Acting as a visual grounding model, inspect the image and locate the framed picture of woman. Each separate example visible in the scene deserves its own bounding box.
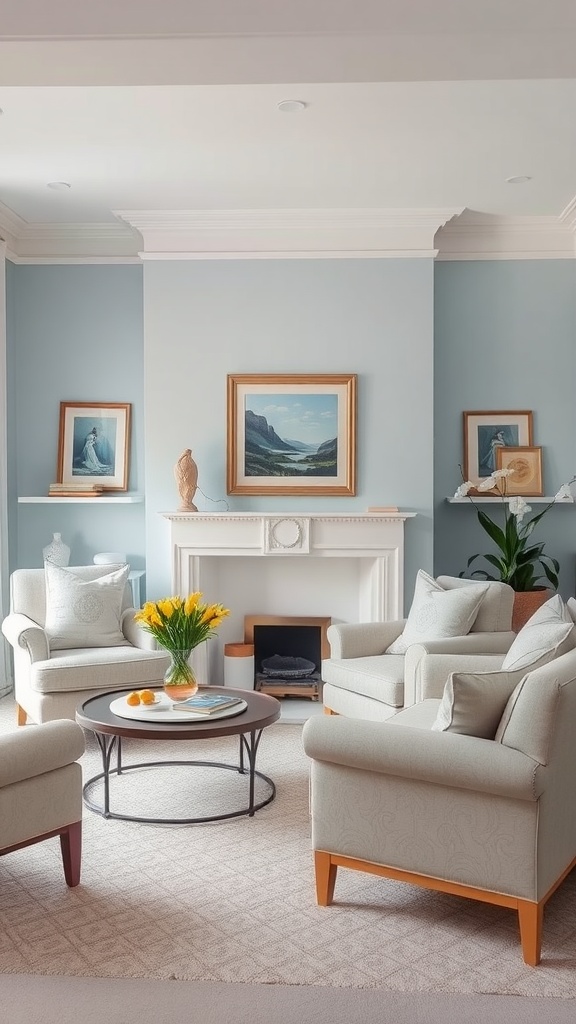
[57,402,131,491]
[463,410,533,492]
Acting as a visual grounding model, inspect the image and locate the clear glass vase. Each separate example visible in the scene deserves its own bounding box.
[163,649,199,702]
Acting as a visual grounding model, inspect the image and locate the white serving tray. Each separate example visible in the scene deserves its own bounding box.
[110,692,248,723]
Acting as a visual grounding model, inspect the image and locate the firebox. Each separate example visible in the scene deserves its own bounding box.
[244,615,331,701]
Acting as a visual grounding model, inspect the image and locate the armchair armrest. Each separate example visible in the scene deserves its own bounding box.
[121,608,158,650]
[0,720,85,788]
[404,648,506,705]
[302,715,542,802]
[408,632,516,656]
[327,620,406,659]
[1,613,50,662]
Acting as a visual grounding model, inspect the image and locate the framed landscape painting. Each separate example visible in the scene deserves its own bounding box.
[463,410,533,493]
[57,402,131,491]
[226,374,357,495]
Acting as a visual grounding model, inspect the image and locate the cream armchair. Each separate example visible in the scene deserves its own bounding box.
[0,720,85,886]
[2,566,170,725]
[303,646,576,965]
[321,576,515,720]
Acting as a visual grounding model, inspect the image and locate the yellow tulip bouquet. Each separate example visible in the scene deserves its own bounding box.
[135,593,230,694]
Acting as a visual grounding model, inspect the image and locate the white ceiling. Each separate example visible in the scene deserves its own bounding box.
[1,1,576,246]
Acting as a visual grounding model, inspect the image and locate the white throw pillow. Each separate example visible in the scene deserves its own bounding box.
[386,570,489,655]
[431,667,529,739]
[45,562,130,650]
[502,595,575,672]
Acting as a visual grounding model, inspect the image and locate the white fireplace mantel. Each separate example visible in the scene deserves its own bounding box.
[162,511,415,682]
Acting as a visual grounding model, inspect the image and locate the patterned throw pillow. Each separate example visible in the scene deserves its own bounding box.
[431,667,530,739]
[386,570,489,655]
[502,595,575,672]
[44,562,130,650]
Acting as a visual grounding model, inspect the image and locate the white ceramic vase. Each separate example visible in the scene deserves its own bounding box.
[43,532,71,567]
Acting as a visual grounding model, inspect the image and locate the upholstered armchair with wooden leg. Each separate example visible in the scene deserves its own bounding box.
[0,720,85,886]
[304,645,576,965]
[2,565,170,726]
[321,574,516,720]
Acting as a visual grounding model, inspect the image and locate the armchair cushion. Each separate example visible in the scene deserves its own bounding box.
[502,595,575,672]
[430,666,529,738]
[386,570,488,655]
[44,561,131,650]
[321,654,405,708]
[30,645,169,694]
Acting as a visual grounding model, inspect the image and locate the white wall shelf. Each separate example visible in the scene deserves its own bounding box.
[18,495,144,504]
[447,497,574,505]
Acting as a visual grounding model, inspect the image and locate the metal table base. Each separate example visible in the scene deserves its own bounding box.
[83,730,275,824]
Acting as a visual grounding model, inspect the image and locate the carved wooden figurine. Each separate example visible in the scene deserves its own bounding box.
[174,449,198,512]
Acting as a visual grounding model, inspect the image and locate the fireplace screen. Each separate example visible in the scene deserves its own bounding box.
[244,615,331,701]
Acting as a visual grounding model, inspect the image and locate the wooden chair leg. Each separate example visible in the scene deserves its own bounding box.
[60,820,82,887]
[518,899,543,966]
[314,850,337,906]
[16,704,27,726]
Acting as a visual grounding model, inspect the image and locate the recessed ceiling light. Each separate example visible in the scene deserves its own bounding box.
[47,181,72,191]
[277,100,307,113]
[505,175,532,184]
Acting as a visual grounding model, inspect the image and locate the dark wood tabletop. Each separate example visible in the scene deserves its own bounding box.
[76,686,281,741]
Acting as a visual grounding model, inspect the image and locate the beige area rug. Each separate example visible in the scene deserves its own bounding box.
[1,695,576,997]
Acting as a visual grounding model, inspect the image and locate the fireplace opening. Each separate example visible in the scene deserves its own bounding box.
[244,615,331,701]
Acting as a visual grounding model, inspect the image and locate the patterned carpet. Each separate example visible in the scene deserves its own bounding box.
[1,695,576,995]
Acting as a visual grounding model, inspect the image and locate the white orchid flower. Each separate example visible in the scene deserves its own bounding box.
[454,481,473,498]
[477,476,497,492]
[554,482,574,501]
[509,496,531,523]
[493,468,514,478]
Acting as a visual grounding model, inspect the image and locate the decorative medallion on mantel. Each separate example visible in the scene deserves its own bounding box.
[264,517,309,554]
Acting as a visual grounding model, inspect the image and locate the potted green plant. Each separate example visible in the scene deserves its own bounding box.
[455,468,575,630]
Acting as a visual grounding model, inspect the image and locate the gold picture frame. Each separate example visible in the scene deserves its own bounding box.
[463,410,533,492]
[227,374,357,496]
[496,446,543,496]
[57,401,131,492]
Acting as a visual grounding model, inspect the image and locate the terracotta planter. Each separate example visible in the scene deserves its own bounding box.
[512,588,553,633]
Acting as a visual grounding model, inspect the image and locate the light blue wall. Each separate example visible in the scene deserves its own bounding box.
[434,260,576,597]
[7,256,576,608]
[143,259,435,603]
[8,265,146,571]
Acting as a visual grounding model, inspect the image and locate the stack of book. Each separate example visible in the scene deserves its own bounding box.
[48,482,104,498]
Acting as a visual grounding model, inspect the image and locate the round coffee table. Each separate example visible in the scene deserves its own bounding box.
[76,687,281,824]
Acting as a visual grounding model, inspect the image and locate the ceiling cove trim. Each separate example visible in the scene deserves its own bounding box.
[436,209,576,261]
[115,208,464,260]
[1,204,576,263]
[0,206,142,263]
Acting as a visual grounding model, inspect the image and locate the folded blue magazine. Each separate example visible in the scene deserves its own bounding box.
[173,693,244,714]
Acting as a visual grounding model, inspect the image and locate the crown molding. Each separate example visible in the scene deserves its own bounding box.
[559,195,576,233]
[115,208,464,260]
[2,32,576,87]
[1,202,576,263]
[0,205,142,263]
[435,208,576,261]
